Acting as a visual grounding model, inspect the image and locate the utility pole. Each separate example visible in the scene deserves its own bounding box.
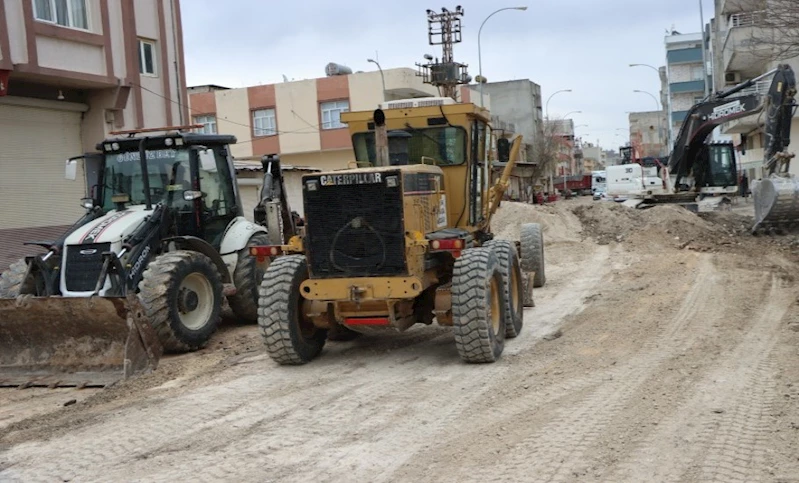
[699,0,710,98]
[416,6,472,101]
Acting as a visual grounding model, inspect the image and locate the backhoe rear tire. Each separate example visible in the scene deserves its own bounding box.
[138,250,223,353]
[484,239,524,338]
[258,255,327,364]
[520,223,546,288]
[452,247,506,363]
[0,259,32,298]
[228,232,271,323]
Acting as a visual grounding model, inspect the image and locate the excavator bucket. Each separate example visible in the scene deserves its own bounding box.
[752,175,799,233]
[0,295,162,388]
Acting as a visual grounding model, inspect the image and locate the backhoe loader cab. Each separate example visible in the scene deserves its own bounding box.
[256,98,547,365]
[0,128,272,387]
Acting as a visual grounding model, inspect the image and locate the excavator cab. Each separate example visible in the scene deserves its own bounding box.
[695,143,737,191]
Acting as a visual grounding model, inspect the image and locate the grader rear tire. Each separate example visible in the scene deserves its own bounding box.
[484,239,524,338]
[258,255,327,364]
[520,223,546,288]
[228,232,271,323]
[138,251,223,353]
[452,247,506,363]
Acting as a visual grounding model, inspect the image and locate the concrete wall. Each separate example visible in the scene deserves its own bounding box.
[479,80,542,155]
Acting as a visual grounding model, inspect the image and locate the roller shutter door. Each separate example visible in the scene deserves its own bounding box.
[0,102,85,229]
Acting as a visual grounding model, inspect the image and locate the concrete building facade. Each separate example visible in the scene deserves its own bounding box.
[0,0,187,269]
[665,31,709,148]
[477,79,543,159]
[187,68,487,172]
[629,110,668,157]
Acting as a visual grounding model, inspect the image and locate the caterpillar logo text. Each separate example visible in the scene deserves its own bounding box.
[320,173,383,186]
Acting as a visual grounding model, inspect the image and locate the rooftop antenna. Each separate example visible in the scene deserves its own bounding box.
[416,6,471,100]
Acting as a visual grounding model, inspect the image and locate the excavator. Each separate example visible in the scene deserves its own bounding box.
[614,64,798,232]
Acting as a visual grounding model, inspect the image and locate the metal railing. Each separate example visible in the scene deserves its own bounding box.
[723,10,766,50]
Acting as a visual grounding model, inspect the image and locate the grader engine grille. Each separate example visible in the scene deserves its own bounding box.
[304,171,406,278]
[64,243,111,292]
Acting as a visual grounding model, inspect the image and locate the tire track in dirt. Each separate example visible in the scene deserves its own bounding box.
[393,254,724,482]
[601,272,792,482]
[0,243,614,482]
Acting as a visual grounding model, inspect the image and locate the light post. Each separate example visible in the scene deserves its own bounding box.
[562,110,582,119]
[478,6,527,107]
[545,89,572,120]
[367,58,386,102]
[629,63,660,75]
[633,89,664,155]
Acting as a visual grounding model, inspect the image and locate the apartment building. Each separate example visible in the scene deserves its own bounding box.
[187,68,488,171]
[0,0,187,269]
[629,110,667,157]
[712,0,799,180]
[664,30,709,148]
[545,118,575,176]
[479,79,543,159]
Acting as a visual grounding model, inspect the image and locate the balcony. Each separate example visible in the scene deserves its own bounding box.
[722,12,772,77]
[720,0,760,15]
[670,80,706,94]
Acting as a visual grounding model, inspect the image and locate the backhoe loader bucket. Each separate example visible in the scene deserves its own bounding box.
[752,175,799,233]
[0,295,162,388]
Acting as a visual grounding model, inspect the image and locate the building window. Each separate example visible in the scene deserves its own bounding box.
[691,65,704,81]
[34,0,89,30]
[138,39,157,76]
[320,100,349,130]
[194,115,217,134]
[253,108,277,137]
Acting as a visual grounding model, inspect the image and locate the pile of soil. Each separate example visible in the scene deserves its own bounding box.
[573,203,723,248]
[491,201,583,244]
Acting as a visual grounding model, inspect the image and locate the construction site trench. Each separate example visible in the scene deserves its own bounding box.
[2,197,799,482]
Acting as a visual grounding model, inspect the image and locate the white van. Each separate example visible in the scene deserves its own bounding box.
[606,164,665,201]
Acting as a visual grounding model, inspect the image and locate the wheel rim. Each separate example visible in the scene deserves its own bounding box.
[489,275,501,335]
[178,272,214,330]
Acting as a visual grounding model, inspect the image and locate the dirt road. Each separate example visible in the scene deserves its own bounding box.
[2,199,799,482]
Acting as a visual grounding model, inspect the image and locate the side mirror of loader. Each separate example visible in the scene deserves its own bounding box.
[497,138,511,163]
[198,148,217,173]
[65,159,78,180]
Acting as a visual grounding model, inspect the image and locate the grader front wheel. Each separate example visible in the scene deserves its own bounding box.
[258,255,327,365]
[484,239,524,338]
[452,248,507,363]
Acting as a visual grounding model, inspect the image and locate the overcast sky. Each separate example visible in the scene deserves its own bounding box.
[182,0,715,151]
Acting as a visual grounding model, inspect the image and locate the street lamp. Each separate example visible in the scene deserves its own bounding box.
[633,89,664,155]
[629,63,660,75]
[367,58,386,102]
[478,6,528,107]
[545,89,572,119]
[562,110,582,119]
[633,89,659,110]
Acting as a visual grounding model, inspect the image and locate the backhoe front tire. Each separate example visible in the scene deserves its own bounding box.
[484,239,524,338]
[228,232,271,323]
[520,223,546,288]
[0,259,32,298]
[452,248,506,363]
[258,255,327,365]
[138,251,223,353]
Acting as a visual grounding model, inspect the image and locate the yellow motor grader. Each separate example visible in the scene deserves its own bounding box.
[252,98,546,364]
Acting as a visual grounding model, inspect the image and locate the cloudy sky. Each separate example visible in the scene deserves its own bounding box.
[182,0,715,151]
